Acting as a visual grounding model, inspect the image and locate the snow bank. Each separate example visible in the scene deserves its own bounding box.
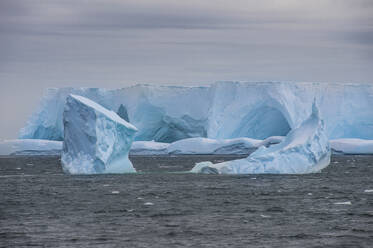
[61,94,138,174]
[330,139,373,154]
[0,139,62,156]
[192,103,331,174]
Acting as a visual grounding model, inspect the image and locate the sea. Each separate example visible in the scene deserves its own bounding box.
[0,155,372,247]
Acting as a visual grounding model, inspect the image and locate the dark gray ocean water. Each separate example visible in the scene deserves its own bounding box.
[0,155,373,247]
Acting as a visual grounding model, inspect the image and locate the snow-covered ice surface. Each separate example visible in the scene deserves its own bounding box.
[192,103,331,174]
[19,82,373,142]
[330,139,373,155]
[0,139,62,156]
[61,94,138,174]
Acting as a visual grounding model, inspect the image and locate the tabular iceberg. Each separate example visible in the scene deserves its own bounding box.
[61,94,138,174]
[19,82,373,142]
[191,103,331,174]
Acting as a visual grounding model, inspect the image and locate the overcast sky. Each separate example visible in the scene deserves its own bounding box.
[1,0,373,139]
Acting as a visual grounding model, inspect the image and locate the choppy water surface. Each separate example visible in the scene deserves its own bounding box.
[0,155,372,247]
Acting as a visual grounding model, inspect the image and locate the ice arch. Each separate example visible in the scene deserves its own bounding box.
[132,102,207,143]
[231,105,291,140]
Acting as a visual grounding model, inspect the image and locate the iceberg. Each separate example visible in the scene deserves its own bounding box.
[61,94,138,174]
[19,82,373,142]
[130,141,169,155]
[330,139,373,154]
[191,103,331,174]
[0,139,62,156]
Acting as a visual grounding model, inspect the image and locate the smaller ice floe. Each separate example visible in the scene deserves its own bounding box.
[334,201,352,205]
[260,214,271,218]
[61,94,138,174]
[144,202,154,206]
[130,141,169,155]
[364,189,373,193]
[0,139,62,156]
[330,138,373,155]
[167,137,261,154]
[165,136,285,155]
[111,191,120,194]
[191,102,330,174]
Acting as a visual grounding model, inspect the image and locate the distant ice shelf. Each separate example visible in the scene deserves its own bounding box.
[19,82,373,142]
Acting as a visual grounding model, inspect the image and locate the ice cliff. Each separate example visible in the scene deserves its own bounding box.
[191,103,331,174]
[61,95,137,174]
[19,82,373,142]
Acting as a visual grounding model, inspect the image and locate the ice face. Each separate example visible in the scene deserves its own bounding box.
[61,94,138,174]
[191,102,331,174]
[19,82,373,142]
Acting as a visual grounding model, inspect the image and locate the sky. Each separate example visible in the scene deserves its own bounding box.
[0,0,373,139]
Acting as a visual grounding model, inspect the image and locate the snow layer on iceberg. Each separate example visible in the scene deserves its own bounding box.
[0,139,62,156]
[330,139,373,154]
[19,82,373,142]
[191,103,331,174]
[61,94,138,174]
